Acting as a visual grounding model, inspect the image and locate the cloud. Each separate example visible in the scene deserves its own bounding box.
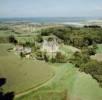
[95,7,102,11]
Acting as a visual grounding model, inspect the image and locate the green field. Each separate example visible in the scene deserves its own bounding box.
[16,36,35,43]
[16,63,102,100]
[91,44,102,61]
[96,44,102,53]
[1,43,102,100]
[0,30,16,37]
[0,38,102,100]
[60,44,80,59]
[0,43,54,94]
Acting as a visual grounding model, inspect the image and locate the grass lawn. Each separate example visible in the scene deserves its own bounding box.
[91,44,102,61]
[59,44,80,59]
[1,43,102,100]
[0,30,15,37]
[0,43,54,94]
[16,63,102,100]
[16,36,35,44]
[0,43,13,56]
[96,44,102,53]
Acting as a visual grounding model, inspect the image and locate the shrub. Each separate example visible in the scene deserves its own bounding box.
[35,51,44,60]
[70,51,90,67]
[35,35,43,43]
[80,60,102,87]
[8,35,18,45]
[82,46,96,56]
[55,52,67,63]
[44,52,49,62]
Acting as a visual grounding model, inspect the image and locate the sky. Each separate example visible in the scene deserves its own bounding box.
[0,0,102,18]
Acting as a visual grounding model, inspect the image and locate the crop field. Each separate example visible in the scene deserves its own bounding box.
[0,43,54,94]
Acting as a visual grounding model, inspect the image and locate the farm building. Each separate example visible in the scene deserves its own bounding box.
[14,44,32,58]
[41,38,59,56]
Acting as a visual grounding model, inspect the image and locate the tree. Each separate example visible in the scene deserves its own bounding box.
[24,42,32,47]
[80,60,102,87]
[55,52,67,63]
[20,52,25,58]
[0,78,15,100]
[88,47,96,55]
[70,51,89,67]
[8,35,18,45]
[44,52,49,62]
[35,35,43,43]
[35,51,43,60]
[82,46,96,56]
[93,42,98,49]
